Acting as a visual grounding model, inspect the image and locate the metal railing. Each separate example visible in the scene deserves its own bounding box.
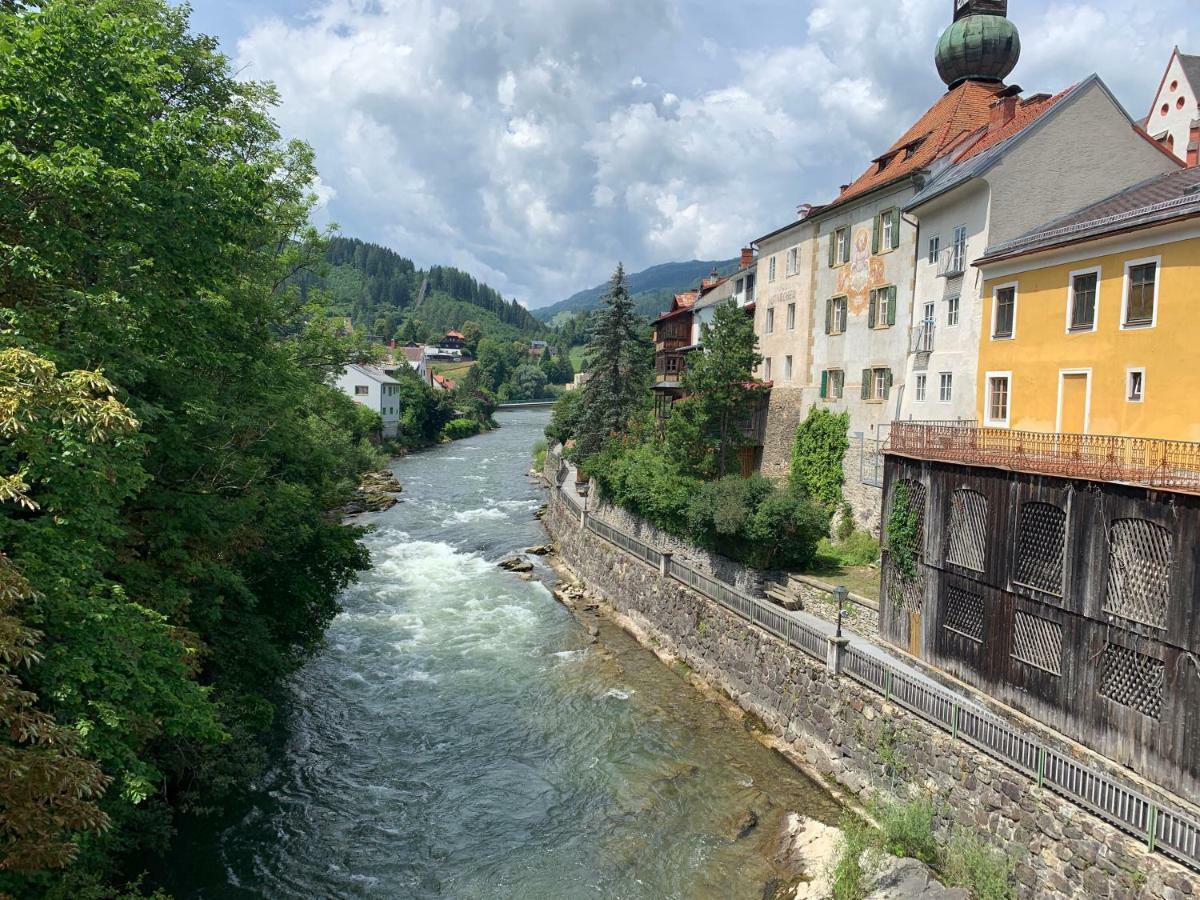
[910,323,935,354]
[938,245,965,278]
[546,453,1200,871]
[887,422,1200,496]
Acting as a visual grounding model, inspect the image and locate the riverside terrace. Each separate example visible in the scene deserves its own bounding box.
[881,422,1200,807]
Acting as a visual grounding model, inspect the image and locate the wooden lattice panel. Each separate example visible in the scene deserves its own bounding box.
[1010,611,1063,675]
[1104,519,1172,630]
[902,479,928,549]
[1014,502,1066,595]
[1099,642,1165,719]
[946,489,988,572]
[942,586,984,642]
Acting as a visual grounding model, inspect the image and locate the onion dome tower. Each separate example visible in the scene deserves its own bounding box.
[935,0,1020,89]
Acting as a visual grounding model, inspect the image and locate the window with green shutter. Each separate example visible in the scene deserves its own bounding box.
[887,285,897,326]
[891,208,901,250]
[868,291,878,328]
[824,298,833,334]
[828,232,837,267]
[883,368,893,399]
[820,370,829,398]
[872,214,881,255]
[861,369,871,400]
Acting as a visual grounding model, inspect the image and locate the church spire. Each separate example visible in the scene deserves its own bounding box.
[936,0,1021,90]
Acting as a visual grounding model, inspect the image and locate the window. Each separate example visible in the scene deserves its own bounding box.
[881,210,893,249]
[784,355,793,381]
[354,385,369,396]
[915,374,927,402]
[1127,368,1145,403]
[787,302,796,331]
[868,285,897,329]
[825,296,848,335]
[830,227,850,266]
[946,295,960,327]
[922,301,935,326]
[763,357,772,381]
[786,247,798,276]
[928,235,940,264]
[1068,269,1099,332]
[953,225,967,259]
[985,373,1011,427]
[820,369,845,400]
[745,272,756,303]
[1123,259,1159,328]
[664,356,680,373]
[992,284,1016,339]
[939,372,953,402]
[861,367,892,401]
[768,256,777,283]
[765,307,774,334]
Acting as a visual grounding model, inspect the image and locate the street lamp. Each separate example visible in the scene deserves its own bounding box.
[833,586,848,639]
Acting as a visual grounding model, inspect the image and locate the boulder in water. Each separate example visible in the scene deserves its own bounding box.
[499,556,534,573]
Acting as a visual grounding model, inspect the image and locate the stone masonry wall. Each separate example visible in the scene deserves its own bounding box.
[543,488,1199,900]
[759,385,807,485]
[844,432,883,536]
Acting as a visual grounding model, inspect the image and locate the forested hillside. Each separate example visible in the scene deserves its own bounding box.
[301,237,547,344]
[536,257,739,323]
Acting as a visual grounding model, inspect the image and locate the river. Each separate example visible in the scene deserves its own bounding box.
[165,409,841,899]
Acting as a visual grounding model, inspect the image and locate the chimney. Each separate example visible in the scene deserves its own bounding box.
[797,202,813,220]
[740,247,755,268]
[990,84,1022,129]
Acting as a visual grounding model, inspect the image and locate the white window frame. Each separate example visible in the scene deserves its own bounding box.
[915,373,927,402]
[952,225,968,271]
[1120,255,1161,330]
[928,234,940,265]
[786,247,798,276]
[939,371,953,403]
[1065,265,1101,334]
[787,302,796,331]
[991,282,1019,341]
[768,256,777,283]
[1126,367,1146,403]
[984,371,1013,428]
[872,368,888,401]
[831,296,848,335]
[833,227,849,265]
[765,307,774,335]
[946,295,960,327]
[881,210,894,250]
[1054,368,1092,434]
[831,369,845,399]
[784,355,793,382]
[763,357,772,381]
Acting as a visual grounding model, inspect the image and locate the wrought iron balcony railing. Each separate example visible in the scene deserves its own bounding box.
[886,422,1200,495]
[938,246,965,278]
[910,323,935,354]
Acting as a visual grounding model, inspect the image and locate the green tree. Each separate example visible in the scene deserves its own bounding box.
[575,265,650,461]
[790,408,851,510]
[674,300,763,477]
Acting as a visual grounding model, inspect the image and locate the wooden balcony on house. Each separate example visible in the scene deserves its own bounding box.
[886,422,1200,496]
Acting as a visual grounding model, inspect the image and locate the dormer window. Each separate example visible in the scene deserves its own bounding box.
[904,136,927,159]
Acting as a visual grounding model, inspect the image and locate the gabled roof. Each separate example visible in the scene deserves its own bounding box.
[653,291,698,323]
[822,80,1004,213]
[1179,52,1200,96]
[445,330,465,339]
[977,166,1200,264]
[401,346,424,364]
[955,89,1068,163]
[347,363,400,385]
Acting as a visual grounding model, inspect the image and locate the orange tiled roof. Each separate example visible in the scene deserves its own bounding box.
[832,81,1004,207]
[955,89,1070,163]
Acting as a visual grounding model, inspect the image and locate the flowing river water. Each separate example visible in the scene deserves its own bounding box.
[166,409,841,898]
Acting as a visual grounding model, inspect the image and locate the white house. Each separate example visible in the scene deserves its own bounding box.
[1144,48,1200,166]
[335,363,402,438]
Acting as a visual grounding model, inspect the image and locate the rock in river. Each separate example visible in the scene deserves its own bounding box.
[499,556,534,573]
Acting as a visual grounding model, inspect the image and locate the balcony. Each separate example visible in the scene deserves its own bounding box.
[886,422,1200,496]
[937,246,965,278]
[910,323,935,354]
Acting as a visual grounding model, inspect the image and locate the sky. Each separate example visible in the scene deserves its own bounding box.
[186,0,1198,308]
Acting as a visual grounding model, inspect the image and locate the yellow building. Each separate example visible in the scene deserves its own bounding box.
[974,167,1200,441]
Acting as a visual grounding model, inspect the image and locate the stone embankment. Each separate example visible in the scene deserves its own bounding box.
[541,484,1199,899]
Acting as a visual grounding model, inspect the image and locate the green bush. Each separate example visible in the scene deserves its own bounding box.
[829,814,876,900]
[589,442,699,535]
[836,501,856,541]
[442,417,482,441]
[874,797,939,866]
[820,531,881,568]
[940,830,1015,900]
[532,437,548,472]
[790,407,850,510]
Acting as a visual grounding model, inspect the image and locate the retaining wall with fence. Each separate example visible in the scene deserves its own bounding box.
[542,454,1199,898]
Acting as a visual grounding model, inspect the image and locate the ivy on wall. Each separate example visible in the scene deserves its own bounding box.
[790,408,851,510]
[886,481,921,590]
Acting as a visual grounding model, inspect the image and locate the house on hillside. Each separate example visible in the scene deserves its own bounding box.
[335,363,401,438]
[442,330,466,350]
[651,291,698,419]
[400,343,427,382]
[1144,47,1200,166]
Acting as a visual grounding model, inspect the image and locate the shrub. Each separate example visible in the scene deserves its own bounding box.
[532,438,548,472]
[829,814,876,900]
[874,797,938,866]
[836,501,856,541]
[790,407,850,510]
[442,418,481,441]
[823,530,881,567]
[940,830,1015,900]
[589,442,699,535]
[545,389,582,448]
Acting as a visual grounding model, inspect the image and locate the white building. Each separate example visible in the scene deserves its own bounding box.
[1144,48,1200,166]
[335,363,402,438]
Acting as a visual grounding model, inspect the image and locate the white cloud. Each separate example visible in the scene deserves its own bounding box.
[229,0,1198,306]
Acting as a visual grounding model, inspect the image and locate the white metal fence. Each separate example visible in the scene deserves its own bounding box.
[547,453,1200,871]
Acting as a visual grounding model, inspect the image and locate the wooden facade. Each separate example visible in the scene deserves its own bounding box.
[881,454,1200,799]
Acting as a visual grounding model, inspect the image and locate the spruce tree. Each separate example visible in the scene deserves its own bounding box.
[575,264,650,461]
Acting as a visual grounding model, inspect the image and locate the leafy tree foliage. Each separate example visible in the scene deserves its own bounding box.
[790,408,851,510]
[575,265,651,461]
[0,1,381,892]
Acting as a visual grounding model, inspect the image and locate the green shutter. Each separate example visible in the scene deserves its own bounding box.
[820,370,829,399]
[861,369,872,400]
[887,286,897,326]
[883,369,893,399]
[824,299,832,334]
[828,232,836,267]
[868,291,877,329]
[872,215,881,255]
[891,208,901,249]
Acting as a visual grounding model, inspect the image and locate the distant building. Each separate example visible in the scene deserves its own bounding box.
[442,330,466,350]
[335,363,401,438]
[399,343,427,381]
[425,345,464,362]
[1145,48,1200,166]
[651,291,698,419]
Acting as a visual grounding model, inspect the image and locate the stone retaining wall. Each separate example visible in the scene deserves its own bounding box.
[543,487,1198,900]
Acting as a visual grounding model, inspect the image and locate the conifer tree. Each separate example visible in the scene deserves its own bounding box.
[575,264,650,461]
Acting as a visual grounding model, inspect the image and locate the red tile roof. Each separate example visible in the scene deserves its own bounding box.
[830,81,1004,208]
[954,89,1070,163]
[653,291,699,323]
